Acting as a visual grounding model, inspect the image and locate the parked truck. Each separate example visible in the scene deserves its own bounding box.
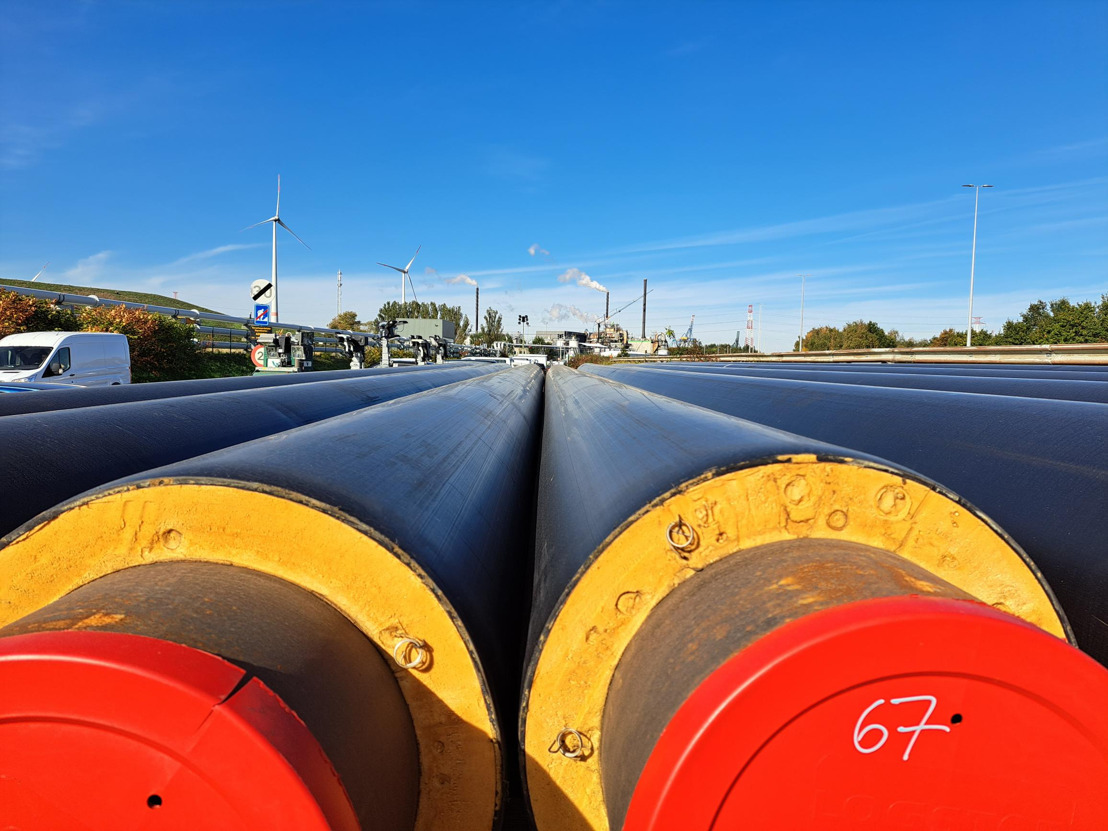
[0,332,131,386]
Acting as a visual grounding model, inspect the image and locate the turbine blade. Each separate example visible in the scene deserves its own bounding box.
[277,219,310,249]
[241,218,273,232]
[31,262,49,282]
[377,262,405,273]
[276,174,281,215]
[406,272,419,304]
[404,244,421,273]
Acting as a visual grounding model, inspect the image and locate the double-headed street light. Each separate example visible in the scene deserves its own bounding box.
[962,184,993,347]
[518,314,529,346]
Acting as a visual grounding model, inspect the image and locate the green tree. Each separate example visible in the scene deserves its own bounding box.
[994,296,1107,345]
[930,328,994,347]
[801,325,842,351]
[840,320,896,350]
[889,330,931,348]
[327,310,366,331]
[477,307,504,346]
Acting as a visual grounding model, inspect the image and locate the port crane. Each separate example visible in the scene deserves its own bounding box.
[679,315,695,345]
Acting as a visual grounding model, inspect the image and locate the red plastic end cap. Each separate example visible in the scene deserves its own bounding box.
[0,631,359,831]
[624,597,1108,831]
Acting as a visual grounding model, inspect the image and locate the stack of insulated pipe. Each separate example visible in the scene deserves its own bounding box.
[0,363,460,418]
[0,362,502,539]
[582,363,1108,667]
[632,361,1108,403]
[645,361,1108,381]
[521,367,1108,831]
[0,366,544,831]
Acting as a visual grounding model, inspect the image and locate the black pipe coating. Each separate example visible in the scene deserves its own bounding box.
[630,362,1108,403]
[0,363,502,539]
[0,363,463,417]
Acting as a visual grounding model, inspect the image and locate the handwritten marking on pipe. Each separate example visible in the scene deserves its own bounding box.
[853,696,951,761]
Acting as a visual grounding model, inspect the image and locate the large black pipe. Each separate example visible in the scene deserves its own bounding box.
[583,363,1108,664]
[521,367,1073,831]
[0,364,459,418]
[0,363,501,539]
[626,362,1108,403]
[0,366,544,831]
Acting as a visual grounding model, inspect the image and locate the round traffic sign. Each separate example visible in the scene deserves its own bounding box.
[250,279,274,303]
[250,344,266,368]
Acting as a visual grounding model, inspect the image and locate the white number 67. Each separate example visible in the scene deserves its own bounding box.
[853,695,951,761]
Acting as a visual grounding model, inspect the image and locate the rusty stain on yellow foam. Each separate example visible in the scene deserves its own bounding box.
[0,484,498,831]
[524,457,1065,831]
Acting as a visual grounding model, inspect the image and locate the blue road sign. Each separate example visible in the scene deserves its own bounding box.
[254,304,271,325]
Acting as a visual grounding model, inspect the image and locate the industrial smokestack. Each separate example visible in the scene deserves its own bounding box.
[605,292,610,323]
[476,287,480,343]
[641,279,647,340]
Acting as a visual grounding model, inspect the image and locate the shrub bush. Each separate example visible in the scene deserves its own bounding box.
[79,305,202,382]
[566,353,611,369]
[0,290,80,337]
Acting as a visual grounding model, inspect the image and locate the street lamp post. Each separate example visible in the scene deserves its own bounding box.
[798,274,810,352]
[518,315,529,349]
[962,184,993,347]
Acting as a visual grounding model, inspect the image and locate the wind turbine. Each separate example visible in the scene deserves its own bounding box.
[30,262,49,282]
[243,175,309,323]
[377,245,421,306]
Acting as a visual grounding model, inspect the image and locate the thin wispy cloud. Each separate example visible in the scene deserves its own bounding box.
[0,103,102,169]
[1023,216,1108,235]
[557,267,607,292]
[612,197,962,256]
[528,243,550,257]
[1025,137,1108,164]
[61,250,112,285]
[486,146,550,182]
[170,243,264,265]
[665,38,710,58]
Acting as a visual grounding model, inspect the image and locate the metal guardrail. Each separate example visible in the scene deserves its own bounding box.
[0,284,366,339]
[614,343,1108,365]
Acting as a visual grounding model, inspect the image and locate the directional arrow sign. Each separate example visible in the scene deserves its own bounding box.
[251,279,274,303]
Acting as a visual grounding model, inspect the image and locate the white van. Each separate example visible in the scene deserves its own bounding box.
[0,332,131,386]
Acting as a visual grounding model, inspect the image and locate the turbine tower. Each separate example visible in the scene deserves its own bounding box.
[244,175,309,323]
[377,246,421,306]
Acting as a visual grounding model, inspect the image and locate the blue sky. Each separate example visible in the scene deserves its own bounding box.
[1,0,1105,351]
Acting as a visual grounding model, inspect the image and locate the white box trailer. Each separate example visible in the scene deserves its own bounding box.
[0,332,131,386]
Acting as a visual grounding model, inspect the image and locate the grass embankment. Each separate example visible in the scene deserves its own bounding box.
[0,278,220,314]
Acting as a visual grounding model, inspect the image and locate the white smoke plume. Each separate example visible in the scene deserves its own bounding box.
[556,267,607,293]
[546,303,600,326]
[528,243,550,257]
[446,273,478,286]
